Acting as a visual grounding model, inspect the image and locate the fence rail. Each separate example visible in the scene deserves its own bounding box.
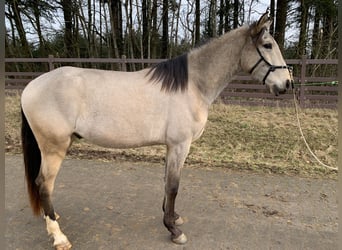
[5,55,338,108]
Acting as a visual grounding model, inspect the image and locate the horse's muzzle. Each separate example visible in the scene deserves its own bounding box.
[271,79,294,96]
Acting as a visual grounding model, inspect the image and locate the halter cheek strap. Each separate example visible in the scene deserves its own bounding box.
[249,47,292,85]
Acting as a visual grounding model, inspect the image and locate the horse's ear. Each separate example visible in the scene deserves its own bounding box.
[250,9,272,39]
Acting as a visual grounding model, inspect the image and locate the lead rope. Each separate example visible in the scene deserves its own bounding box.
[293,91,338,171]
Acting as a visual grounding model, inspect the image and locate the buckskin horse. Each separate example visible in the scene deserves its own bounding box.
[21,11,293,249]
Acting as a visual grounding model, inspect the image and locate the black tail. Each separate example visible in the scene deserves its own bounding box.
[21,108,42,215]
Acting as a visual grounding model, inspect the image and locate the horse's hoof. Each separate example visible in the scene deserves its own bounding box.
[175,216,184,226]
[54,235,72,250]
[55,241,72,250]
[172,233,187,244]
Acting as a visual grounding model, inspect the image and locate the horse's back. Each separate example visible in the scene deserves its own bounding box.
[21,66,208,149]
[21,66,170,147]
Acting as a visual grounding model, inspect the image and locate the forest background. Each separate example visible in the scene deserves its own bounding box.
[5,0,338,72]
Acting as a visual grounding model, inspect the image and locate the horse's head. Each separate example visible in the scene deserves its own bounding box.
[240,10,294,96]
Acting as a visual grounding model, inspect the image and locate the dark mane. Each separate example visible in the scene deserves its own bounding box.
[147,54,188,93]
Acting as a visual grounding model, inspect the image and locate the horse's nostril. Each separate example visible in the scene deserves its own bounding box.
[286,80,290,89]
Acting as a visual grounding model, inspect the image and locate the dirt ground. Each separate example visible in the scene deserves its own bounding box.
[5,154,337,250]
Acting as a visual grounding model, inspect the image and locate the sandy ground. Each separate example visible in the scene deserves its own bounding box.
[5,155,337,250]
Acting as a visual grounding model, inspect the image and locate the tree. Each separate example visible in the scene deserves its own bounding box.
[274,0,288,53]
[195,0,200,45]
[169,0,182,57]
[319,0,338,59]
[60,0,75,57]
[269,0,275,35]
[297,0,310,57]
[233,0,239,28]
[142,0,149,58]
[208,0,217,37]
[109,0,123,57]
[150,0,158,58]
[6,0,31,57]
[218,0,231,35]
[4,0,338,66]
[161,0,168,58]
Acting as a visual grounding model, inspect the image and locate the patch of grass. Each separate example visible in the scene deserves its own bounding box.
[189,104,337,178]
[5,91,22,152]
[6,90,337,179]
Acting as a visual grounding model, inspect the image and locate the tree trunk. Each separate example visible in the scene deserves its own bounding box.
[123,0,135,70]
[233,0,239,28]
[269,0,275,35]
[150,0,158,58]
[87,0,93,57]
[161,0,169,58]
[169,0,181,57]
[174,0,181,47]
[110,0,123,56]
[31,5,46,57]
[195,0,200,45]
[297,0,308,57]
[61,0,74,57]
[142,0,149,58]
[274,0,288,53]
[224,0,230,32]
[311,7,321,59]
[218,0,223,35]
[8,0,31,57]
[208,0,217,37]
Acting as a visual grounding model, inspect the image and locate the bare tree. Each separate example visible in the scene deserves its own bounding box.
[60,0,75,57]
[123,0,136,69]
[150,0,158,58]
[208,0,217,37]
[269,0,275,35]
[195,0,200,45]
[142,0,149,58]
[6,0,31,57]
[180,0,195,46]
[169,0,182,57]
[161,0,169,58]
[233,0,239,28]
[297,0,308,57]
[108,0,123,57]
[274,0,288,53]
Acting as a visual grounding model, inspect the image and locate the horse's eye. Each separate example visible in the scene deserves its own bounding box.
[263,43,272,49]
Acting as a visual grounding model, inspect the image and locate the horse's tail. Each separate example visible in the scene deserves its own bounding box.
[21,108,42,216]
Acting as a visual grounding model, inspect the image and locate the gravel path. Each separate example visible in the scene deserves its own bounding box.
[5,155,337,249]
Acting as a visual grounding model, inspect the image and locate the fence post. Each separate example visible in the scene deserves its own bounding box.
[48,55,55,71]
[299,55,306,107]
[121,55,127,71]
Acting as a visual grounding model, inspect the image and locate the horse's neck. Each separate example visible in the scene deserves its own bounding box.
[188,26,249,104]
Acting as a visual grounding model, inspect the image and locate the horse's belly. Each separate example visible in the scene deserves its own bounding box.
[76,116,166,149]
[87,135,163,149]
[88,130,164,148]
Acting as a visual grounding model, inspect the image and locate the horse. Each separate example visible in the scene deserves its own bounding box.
[21,11,293,249]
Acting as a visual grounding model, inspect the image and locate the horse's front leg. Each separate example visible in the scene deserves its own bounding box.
[163,141,191,244]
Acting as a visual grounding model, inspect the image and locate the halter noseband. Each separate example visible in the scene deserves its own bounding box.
[249,46,292,85]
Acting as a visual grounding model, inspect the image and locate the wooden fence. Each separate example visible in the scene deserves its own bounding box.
[5,56,338,108]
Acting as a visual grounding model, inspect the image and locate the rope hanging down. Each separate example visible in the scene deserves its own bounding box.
[293,91,338,171]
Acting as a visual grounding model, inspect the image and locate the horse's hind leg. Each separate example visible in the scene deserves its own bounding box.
[163,141,191,244]
[37,142,72,250]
